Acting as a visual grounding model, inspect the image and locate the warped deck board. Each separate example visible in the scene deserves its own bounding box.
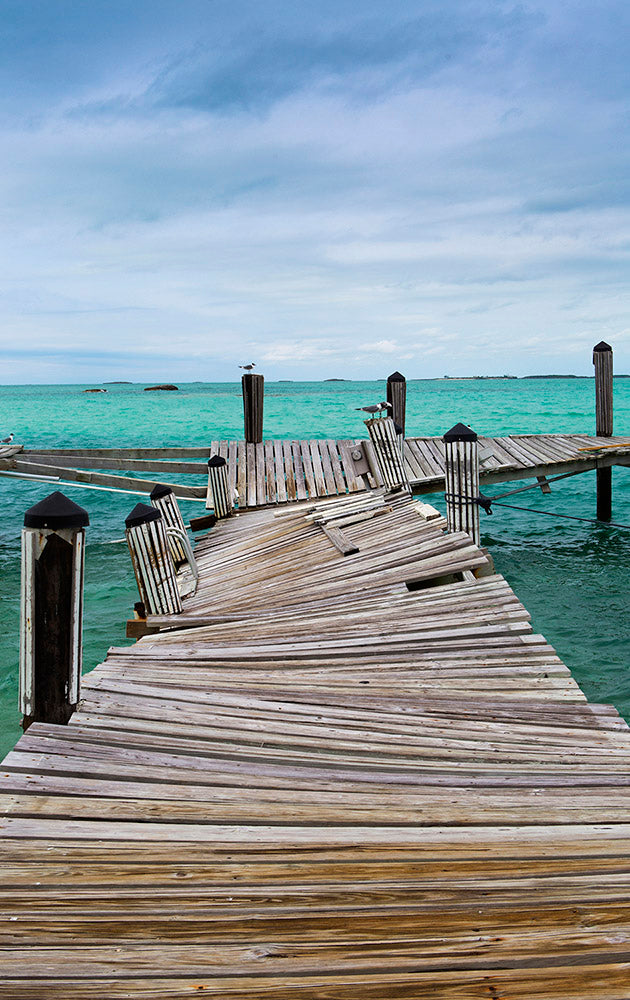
[1,489,630,997]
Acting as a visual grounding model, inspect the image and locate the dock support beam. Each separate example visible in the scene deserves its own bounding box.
[20,491,89,730]
[125,503,182,615]
[593,341,613,520]
[386,371,406,438]
[242,373,264,444]
[443,423,480,546]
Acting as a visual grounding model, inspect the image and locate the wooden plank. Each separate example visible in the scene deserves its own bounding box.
[291,441,308,501]
[246,442,257,509]
[309,440,328,497]
[282,440,297,501]
[273,440,288,504]
[255,443,266,507]
[264,440,277,505]
[299,440,318,498]
[11,460,206,499]
[324,439,348,494]
[321,524,360,556]
[236,441,247,509]
[3,484,630,998]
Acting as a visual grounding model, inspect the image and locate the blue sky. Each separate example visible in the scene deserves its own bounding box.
[2,0,630,382]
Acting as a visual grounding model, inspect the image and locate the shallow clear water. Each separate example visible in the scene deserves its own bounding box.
[1,377,629,758]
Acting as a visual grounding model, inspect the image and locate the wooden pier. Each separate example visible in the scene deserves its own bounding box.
[2,490,630,997]
[3,431,630,507]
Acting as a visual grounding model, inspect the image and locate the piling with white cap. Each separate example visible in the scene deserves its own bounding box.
[443,423,480,546]
[20,491,89,729]
[150,483,188,565]
[207,455,233,518]
[125,503,182,615]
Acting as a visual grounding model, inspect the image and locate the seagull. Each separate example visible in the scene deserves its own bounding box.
[239,363,256,372]
[1,433,13,444]
[355,401,392,418]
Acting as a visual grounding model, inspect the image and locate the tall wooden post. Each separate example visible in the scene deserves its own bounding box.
[593,341,613,520]
[242,373,264,443]
[125,503,182,615]
[208,455,233,518]
[386,371,406,437]
[20,491,89,729]
[443,423,480,546]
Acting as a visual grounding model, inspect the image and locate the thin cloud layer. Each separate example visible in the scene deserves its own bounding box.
[1,0,629,381]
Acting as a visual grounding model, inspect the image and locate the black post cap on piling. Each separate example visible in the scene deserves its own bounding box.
[593,341,612,352]
[150,483,173,500]
[443,423,477,442]
[24,491,89,529]
[208,455,227,468]
[387,371,406,382]
[125,503,161,528]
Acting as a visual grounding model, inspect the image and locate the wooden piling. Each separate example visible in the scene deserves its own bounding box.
[443,422,480,546]
[242,372,264,443]
[150,484,187,566]
[125,503,182,615]
[593,341,613,520]
[365,416,409,490]
[20,491,89,729]
[207,455,233,518]
[386,371,406,436]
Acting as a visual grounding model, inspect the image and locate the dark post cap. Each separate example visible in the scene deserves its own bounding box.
[443,422,478,442]
[24,491,89,529]
[593,341,612,352]
[387,371,406,382]
[150,483,173,500]
[208,455,227,468]
[125,503,161,528]
[394,422,404,435]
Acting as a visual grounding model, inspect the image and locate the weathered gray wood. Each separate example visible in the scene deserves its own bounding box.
[365,417,409,489]
[11,460,206,499]
[18,454,209,474]
[320,524,360,556]
[443,423,480,546]
[207,457,233,519]
[125,506,182,615]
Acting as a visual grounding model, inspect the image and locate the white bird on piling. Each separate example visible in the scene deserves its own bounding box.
[1,432,13,444]
[239,363,256,372]
[355,401,392,418]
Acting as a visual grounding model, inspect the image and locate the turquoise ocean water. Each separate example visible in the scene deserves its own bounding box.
[1,378,630,759]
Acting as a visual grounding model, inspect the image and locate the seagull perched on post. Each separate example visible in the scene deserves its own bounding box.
[1,432,13,444]
[355,401,392,418]
[239,363,256,372]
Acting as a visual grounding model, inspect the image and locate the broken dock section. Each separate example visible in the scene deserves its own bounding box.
[2,489,630,997]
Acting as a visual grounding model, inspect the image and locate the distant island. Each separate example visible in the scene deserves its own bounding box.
[103,381,133,385]
[144,384,179,391]
[325,378,349,382]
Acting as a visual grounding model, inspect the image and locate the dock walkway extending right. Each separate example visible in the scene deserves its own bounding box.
[2,490,630,997]
[5,432,630,508]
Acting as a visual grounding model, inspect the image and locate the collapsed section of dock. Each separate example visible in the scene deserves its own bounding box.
[2,490,630,997]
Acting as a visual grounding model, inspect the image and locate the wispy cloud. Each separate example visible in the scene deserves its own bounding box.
[1,1,630,381]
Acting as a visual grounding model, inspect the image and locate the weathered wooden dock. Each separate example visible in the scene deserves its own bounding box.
[2,490,630,997]
[3,432,630,507]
